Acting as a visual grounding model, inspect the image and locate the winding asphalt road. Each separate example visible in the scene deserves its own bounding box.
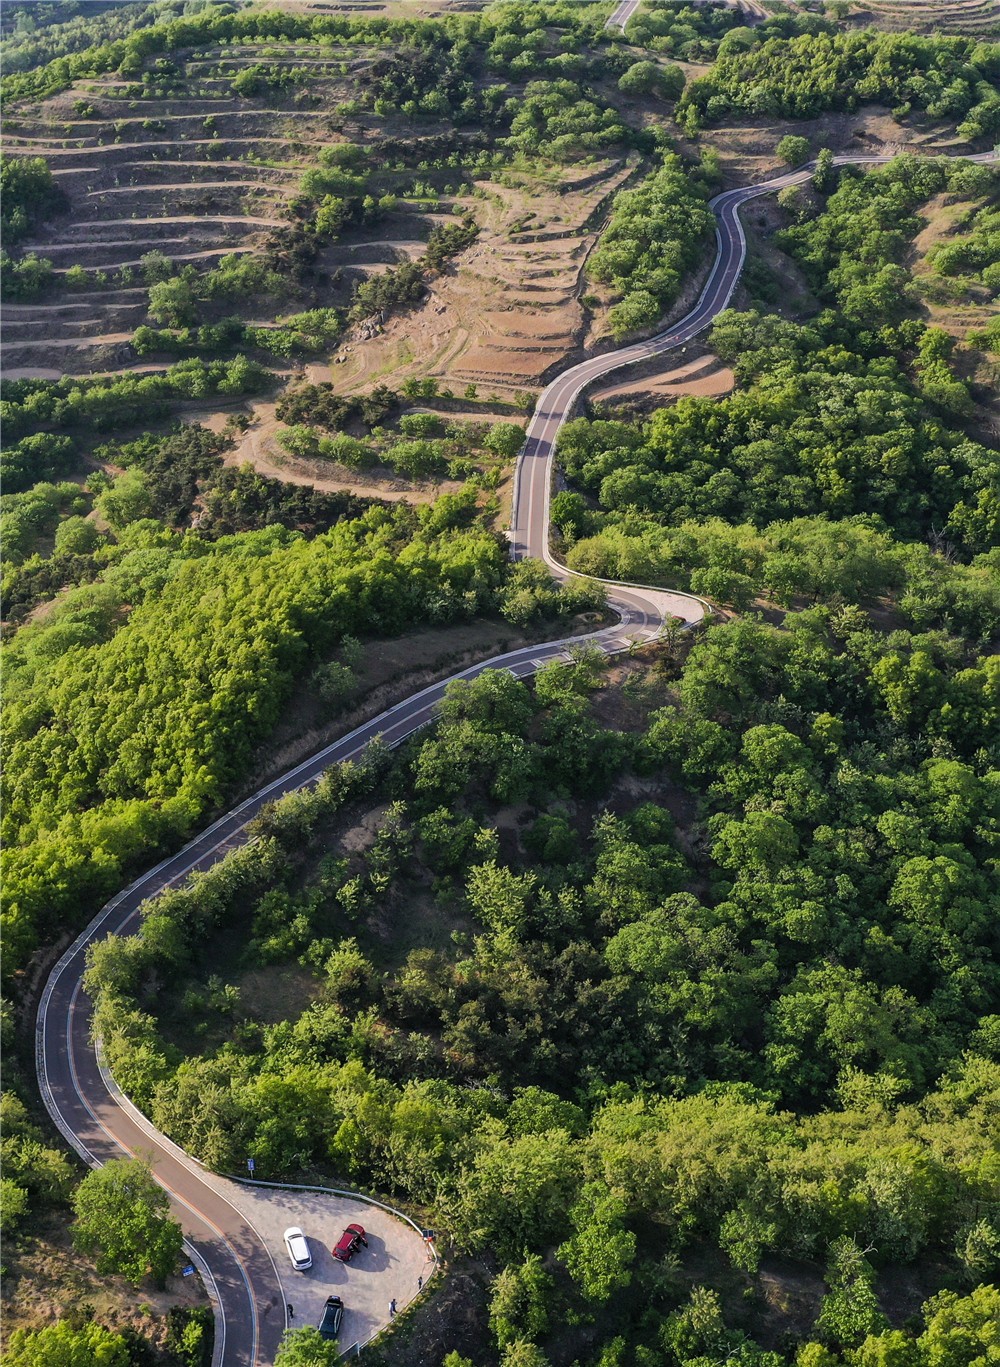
[35,136,997,1366]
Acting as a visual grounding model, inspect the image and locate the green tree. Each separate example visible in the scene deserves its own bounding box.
[97,470,155,530]
[720,1203,777,1274]
[501,1343,550,1367]
[274,1327,340,1366]
[662,1287,733,1361]
[607,290,661,340]
[851,1330,919,1367]
[817,1239,888,1348]
[467,861,537,937]
[619,60,684,99]
[557,1182,636,1301]
[53,516,101,557]
[148,276,197,328]
[778,183,811,220]
[916,1286,1000,1367]
[4,1321,131,1367]
[72,1158,183,1287]
[955,1218,1000,1282]
[489,1254,554,1350]
[457,1129,580,1261]
[484,422,525,459]
[777,135,810,166]
[1,154,67,244]
[1,1177,29,1235]
[813,148,836,194]
[712,811,799,878]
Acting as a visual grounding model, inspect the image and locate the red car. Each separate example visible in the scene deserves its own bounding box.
[333,1223,367,1262]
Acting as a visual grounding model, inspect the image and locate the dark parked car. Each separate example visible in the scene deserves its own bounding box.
[319,1296,344,1340]
[332,1222,367,1262]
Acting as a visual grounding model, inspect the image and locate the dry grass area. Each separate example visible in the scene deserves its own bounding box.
[907,190,1000,442]
[232,961,320,1024]
[680,103,970,191]
[325,155,645,397]
[590,351,736,404]
[908,191,998,340]
[1,1212,209,1351]
[214,399,467,503]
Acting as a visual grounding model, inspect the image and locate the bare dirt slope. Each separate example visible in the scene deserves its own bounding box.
[323,156,644,397]
[590,351,736,404]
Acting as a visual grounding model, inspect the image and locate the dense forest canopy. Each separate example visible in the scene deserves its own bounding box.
[84,618,1000,1357]
[588,152,716,338]
[1,502,600,976]
[677,30,1000,136]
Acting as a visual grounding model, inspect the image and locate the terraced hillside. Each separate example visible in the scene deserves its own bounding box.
[1,41,471,377]
[326,155,645,393]
[0,9,660,395]
[856,0,1000,35]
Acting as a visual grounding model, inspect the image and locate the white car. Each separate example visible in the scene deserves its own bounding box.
[283,1226,312,1271]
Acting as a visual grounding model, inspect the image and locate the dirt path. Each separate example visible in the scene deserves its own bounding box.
[219,402,461,504]
[83,182,297,198]
[1,302,116,314]
[53,247,255,270]
[1,367,65,380]
[0,333,133,352]
[33,213,284,231]
[32,238,223,253]
[6,139,315,157]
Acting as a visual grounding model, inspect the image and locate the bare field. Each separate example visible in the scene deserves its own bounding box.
[590,351,736,404]
[325,156,644,396]
[908,192,999,339]
[676,104,970,191]
[218,400,467,503]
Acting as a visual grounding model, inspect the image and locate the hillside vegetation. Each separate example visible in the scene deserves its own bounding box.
[1,3,998,1365]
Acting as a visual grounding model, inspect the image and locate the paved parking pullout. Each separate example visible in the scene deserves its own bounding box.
[200,1176,435,1352]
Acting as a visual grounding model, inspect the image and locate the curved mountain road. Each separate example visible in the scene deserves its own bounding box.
[36,144,997,1366]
